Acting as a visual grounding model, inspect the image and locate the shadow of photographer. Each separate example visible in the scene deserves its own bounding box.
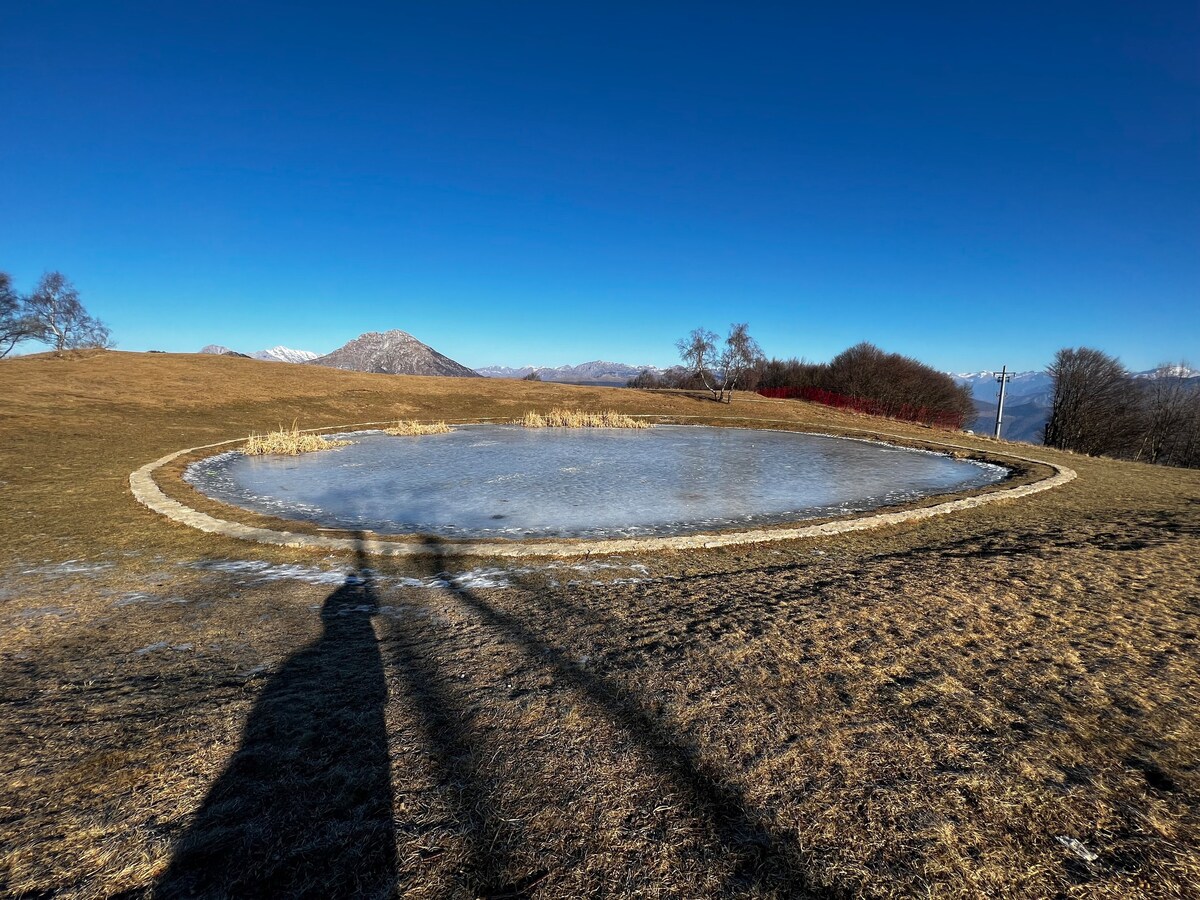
[157,541,397,898]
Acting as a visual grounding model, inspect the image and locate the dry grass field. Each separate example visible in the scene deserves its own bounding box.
[1,351,1197,899]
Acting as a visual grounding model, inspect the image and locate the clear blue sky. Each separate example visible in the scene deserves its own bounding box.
[2,1,1196,371]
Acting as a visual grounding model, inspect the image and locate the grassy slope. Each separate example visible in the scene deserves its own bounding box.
[0,351,1197,898]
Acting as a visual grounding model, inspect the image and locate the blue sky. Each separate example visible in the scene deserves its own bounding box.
[2,2,1196,371]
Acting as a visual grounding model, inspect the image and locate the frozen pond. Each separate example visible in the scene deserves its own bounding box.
[185,425,1007,540]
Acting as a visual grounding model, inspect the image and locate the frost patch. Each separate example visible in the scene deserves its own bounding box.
[133,641,194,656]
[18,560,115,578]
[185,558,655,593]
[446,568,514,589]
[191,560,362,586]
[114,591,189,607]
[1056,836,1100,864]
[19,606,75,620]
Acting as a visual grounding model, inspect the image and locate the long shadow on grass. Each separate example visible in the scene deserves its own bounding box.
[156,541,397,898]
[380,571,537,897]
[418,537,841,898]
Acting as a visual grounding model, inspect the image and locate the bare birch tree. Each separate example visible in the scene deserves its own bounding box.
[675,327,720,398]
[24,272,113,352]
[0,272,35,358]
[717,323,764,402]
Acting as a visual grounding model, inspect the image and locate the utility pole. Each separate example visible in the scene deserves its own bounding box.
[994,365,1012,439]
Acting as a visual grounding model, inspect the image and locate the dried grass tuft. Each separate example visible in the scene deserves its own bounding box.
[383,420,452,436]
[517,409,651,429]
[243,425,352,456]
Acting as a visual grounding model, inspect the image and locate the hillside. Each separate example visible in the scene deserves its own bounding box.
[310,329,478,377]
[969,396,1052,443]
[1,351,1198,898]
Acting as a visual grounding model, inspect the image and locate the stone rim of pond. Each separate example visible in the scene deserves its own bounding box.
[182,424,1012,541]
[129,420,1077,558]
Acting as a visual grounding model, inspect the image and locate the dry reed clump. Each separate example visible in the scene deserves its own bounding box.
[242,426,353,456]
[518,409,651,429]
[383,420,452,436]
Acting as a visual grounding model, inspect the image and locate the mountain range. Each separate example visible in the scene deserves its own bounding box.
[474,360,663,385]
[200,344,318,363]
[200,330,478,377]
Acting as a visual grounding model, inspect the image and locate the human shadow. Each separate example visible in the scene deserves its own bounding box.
[156,542,397,898]
[417,537,841,898]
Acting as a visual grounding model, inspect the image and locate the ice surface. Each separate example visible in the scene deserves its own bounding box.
[185,425,1006,540]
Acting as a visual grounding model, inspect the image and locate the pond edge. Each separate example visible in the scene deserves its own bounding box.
[129,419,1077,558]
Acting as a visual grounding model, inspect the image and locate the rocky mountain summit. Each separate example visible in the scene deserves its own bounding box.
[198,344,250,358]
[308,330,478,377]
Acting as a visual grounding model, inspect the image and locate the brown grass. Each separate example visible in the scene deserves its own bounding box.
[0,350,1198,898]
[383,419,452,436]
[243,424,353,455]
[518,408,651,428]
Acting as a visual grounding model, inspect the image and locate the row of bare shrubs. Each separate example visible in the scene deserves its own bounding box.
[629,342,974,429]
[752,343,976,429]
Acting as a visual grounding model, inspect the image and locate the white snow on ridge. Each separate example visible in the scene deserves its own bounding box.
[1131,364,1200,379]
[474,360,664,382]
[252,346,320,363]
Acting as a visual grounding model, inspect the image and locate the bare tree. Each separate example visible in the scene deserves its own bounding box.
[1136,363,1194,464]
[675,327,720,398]
[24,272,113,352]
[0,272,35,358]
[626,368,661,389]
[1178,389,1200,468]
[1044,347,1139,456]
[716,323,763,402]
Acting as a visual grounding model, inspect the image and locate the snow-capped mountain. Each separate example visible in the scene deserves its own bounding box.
[199,344,316,361]
[1132,365,1200,380]
[307,330,478,377]
[252,346,319,364]
[950,371,1054,403]
[476,360,663,384]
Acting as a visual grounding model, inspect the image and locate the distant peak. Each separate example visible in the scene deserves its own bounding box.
[309,329,477,377]
[252,346,319,363]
